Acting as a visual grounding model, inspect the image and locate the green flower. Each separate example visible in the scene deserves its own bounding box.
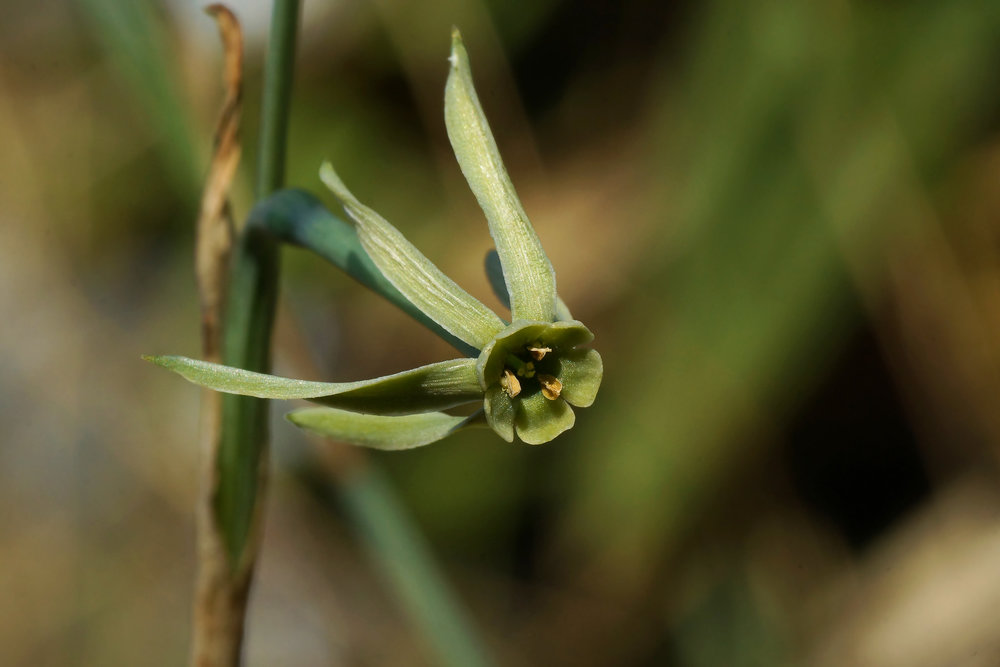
[147,30,602,449]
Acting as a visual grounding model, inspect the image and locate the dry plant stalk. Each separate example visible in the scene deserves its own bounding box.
[191,5,246,666]
[196,4,240,362]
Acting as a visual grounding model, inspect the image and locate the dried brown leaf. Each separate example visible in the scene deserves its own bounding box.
[191,6,247,667]
[197,3,242,362]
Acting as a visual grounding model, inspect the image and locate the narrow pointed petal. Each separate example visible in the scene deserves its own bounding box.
[544,320,595,348]
[555,348,603,408]
[248,189,478,356]
[485,249,572,320]
[483,384,515,442]
[446,30,556,322]
[145,355,482,415]
[320,163,505,350]
[287,408,485,450]
[514,392,575,445]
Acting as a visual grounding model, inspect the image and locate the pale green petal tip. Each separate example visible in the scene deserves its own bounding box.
[145,353,193,370]
[287,408,474,451]
[515,392,575,445]
[557,349,603,408]
[320,161,369,223]
[319,161,352,204]
[145,354,195,379]
[449,27,465,67]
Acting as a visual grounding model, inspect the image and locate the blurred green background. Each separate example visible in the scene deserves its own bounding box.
[4,0,1000,664]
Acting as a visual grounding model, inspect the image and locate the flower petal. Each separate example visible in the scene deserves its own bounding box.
[249,189,478,356]
[145,355,482,415]
[287,408,485,450]
[446,29,557,323]
[484,249,573,321]
[514,392,575,445]
[555,348,603,408]
[483,384,515,442]
[544,320,595,348]
[320,163,505,350]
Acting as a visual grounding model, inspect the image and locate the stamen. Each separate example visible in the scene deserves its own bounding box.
[500,369,521,398]
[537,374,562,400]
[528,342,552,361]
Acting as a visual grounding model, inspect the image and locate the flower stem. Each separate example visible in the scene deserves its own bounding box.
[255,0,300,198]
[217,0,300,571]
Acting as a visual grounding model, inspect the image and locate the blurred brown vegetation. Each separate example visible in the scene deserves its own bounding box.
[3,0,1000,664]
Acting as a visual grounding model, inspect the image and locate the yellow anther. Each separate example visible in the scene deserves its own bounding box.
[528,343,552,361]
[537,374,562,400]
[500,369,521,398]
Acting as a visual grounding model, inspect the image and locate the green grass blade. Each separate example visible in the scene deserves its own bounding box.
[216,0,301,567]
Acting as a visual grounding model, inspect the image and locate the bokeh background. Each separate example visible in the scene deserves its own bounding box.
[4,0,1000,664]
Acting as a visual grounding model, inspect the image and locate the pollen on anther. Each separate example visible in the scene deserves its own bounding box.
[528,343,552,361]
[500,369,521,398]
[538,374,562,400]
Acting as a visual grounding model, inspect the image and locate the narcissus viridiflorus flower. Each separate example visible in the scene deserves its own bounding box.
[147,29,602,449]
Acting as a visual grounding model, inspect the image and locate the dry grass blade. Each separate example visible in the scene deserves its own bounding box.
[192,5,246,667]
[197,3,241,361]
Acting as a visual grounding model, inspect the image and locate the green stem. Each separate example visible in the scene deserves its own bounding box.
[217,0,301,568]
[256,0,301,198]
